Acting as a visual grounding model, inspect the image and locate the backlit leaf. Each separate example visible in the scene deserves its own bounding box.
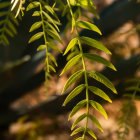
[63,84,85,106]
[26,1,40,11]
[88,86,112,103]
[84,53,116,70]
[88,71,117,94]
[62,70,84,94]
[37,45,46,51]
[48,42,62,53]
[88,114,103,132]
[71,113,87,130]
[71,127,85,136]
[76,20,102,35]
[89,100,108,119]
[69,99,87,120]
[60,54,81,76]
[32,11,40,16]
[80,36,111,54]
[28,32,43,43]
[87,128,97,139]
[48,53,58,66]
[29,21,42,32]
[64,37,78,55]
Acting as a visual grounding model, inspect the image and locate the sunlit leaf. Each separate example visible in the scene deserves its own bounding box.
[89,100,108,119]
[37,45,46,51]
[80,36,111,54]
[48,42,62,53]
[84,53,116,70]
[64,37,78,55]
[62,70,84,94]
[26,1,40,11]
[63,84,85,106]
[71,127,85,136]
[88,114,103,132]
[48,53,58,66]
[88,71,117,94]
[76,20,102,35]
[28,32,43,43]
[60,54,81,76]
[32,11,40,16]
[49,65,56,72]
[88,86,112,103]
[29,21,42,32]
[87,128,97,139]
[69,99,87,120]
[71,113,87,130]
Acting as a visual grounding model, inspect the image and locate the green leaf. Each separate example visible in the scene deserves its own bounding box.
[80,36,111,54]
[62,70,84,94]
[48,53,58,67]
[88,86,112,103]
[89,100,108,119]
[44,5,59,21]
[5,28,14,37]
[64,37,78,55]
[70,0,94,7]
[48,42,62,53]
[88,114,103,132]
[71,113,87,130]
[71,127,85,136]
[26,1,40,11]
[7,21,17,34]
[76,137,85,140]
[87,128,97,139]
[0,12,8,17]
[0,2,10,9]
[47,29,62,44]
[63,84,85,106]
[32,11,40,16]
[69,99,87,120]
[84,53,116,70]
[28,32,44,43]
[42,11,60,32]
[29,21,42,32]
[37,45,46,51]
[49,65,56,72]
[88,71,117,94]
[76,20,102,35]
[45,21,59,33]
[60,54,81,76]
[125,87,140,92]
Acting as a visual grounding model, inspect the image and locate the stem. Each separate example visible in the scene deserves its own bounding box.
[40,2,49,79]
[66,0,89,138]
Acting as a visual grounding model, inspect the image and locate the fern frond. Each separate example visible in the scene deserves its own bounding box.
[117,78,140,140]
[0,1,19,46]
[26,0,62,81]
[61,0,117,139]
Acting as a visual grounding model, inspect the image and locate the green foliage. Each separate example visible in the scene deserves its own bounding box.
[9,0,118,139]
[117,78,140,140]
[0,1,19,46]
[11,0,25,17]
[26,0,62,81]
[60,0,117,139]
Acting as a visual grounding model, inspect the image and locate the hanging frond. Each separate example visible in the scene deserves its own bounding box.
[61,0,117,139]
[117,78,140,140]
[0,1,19,46]
[26,0,62,81]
